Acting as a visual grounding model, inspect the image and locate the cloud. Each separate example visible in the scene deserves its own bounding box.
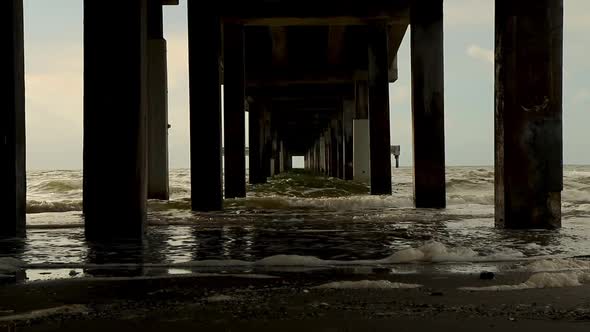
[466,44,494,64]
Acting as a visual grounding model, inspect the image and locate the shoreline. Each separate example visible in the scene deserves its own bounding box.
[1,270,590,331]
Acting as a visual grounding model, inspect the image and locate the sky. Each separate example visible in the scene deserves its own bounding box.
[23,0,590,170]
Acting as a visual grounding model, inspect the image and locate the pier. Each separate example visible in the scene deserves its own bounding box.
[1,0,563,240]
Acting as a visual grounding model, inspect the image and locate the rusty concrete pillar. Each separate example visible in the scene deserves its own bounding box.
[368,24,392,195]
[223,24,246,198]
[1,0,26,238]
[84,0,148,241]
[188,8,222,211]
[147,0,170,200]
[495,0,563,229]
[411,0,446,208]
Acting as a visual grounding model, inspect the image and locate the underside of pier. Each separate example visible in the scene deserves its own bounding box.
[0,0,564,241]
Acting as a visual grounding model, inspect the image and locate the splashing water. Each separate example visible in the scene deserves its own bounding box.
[2,166,590,272]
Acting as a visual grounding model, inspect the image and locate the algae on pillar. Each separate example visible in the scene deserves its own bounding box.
[0,0,26,238]
[495,0,563,228]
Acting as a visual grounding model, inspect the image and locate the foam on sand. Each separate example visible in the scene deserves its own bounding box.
[461,271,590,291]
[314,280,422,289]
[0,257,26,273]
[0,304,88,322]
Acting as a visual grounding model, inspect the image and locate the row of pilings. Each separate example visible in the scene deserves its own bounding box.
[0,0,563,242]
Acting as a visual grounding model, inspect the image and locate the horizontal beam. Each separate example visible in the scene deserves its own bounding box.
[219,0,410,26]
[247,83,355,99]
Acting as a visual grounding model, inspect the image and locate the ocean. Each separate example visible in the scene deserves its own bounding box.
[2,166,590,280]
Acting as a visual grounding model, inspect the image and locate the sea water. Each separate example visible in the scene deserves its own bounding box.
[2,166,590,278]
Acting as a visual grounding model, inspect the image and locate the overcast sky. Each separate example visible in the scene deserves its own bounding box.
[23,0,590,170]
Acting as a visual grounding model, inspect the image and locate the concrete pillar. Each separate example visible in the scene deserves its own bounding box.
[223,24,246,198]
[311,141,316,172]
[312,145,316,171]
[343,100,355,180]
[319,135,326,174]
[0,0,26,238]
[495,0,563,229]
[84,0,148,241]
[354,82,371,183]
[316,140,321,173]
[272,130,280,176]
[284,146,292,172]
[411,0,446,208]
[326,128,334,177]
[368,24,392,195]
[262,109,272,179]
[392,145,401,168]
[147,0,169,200]
[248,102,264,184]
[330,118,342,179]
[279,141,285,173]
[187,9,222,211]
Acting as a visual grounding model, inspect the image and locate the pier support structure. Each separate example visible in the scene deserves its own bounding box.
[224,24,247,198]
[188,8,223,211]
[1,0,26,238]
[495,0,563,228]
[353,82,371,183]
[411,0,446,208]
[84,0,148,241]
[262,108,272,179]
[368,25,392,195]
[147,0,170,200]
[343,99,355,180]
[249,102,265,184]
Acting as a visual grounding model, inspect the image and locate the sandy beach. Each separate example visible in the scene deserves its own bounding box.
[2,269,590,331]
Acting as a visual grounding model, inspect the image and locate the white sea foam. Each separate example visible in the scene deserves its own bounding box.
[171,241,526,268]
[314,280,422,289]
[523,259,590,272]
[27,200,82,214]
[461,271,590,291]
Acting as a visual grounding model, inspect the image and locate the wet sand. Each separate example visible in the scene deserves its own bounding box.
[1,271,590,331]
